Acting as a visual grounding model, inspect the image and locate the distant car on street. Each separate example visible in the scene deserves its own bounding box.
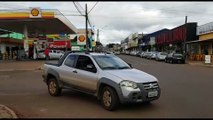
[146,52,155,59]
[150,52,158,59]
[48,50,64,60]
[37,50,46,59]
[125,51,130,55]
[114,51,120,55]
[156,52,168,61]
[165,53,185,64]
[136,51,142,57]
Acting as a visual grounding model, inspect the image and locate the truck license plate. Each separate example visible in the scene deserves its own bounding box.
[148,91,158,97]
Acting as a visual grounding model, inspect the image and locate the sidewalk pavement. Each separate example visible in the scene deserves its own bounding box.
[0,104,18,118]
[187,61,213,68]
[0,60,45,71]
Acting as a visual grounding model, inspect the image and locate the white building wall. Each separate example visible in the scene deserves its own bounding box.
[0,43,6,53]
[0,44,17,54]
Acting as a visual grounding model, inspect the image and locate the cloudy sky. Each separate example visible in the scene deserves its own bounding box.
[1,2,213,45]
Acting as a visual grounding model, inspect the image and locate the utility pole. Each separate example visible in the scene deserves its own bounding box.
[184,16,187,54]
[97,29,99,42]
[184,16,188,62]
[85,4,89,52]
[185,16,187,24]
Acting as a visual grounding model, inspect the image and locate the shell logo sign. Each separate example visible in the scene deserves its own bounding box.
[78,35,85,42]
[77,34,86,45]
[30,8,42,18]
[31,8,40,16]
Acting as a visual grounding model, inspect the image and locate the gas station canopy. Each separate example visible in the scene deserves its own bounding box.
[0,8,77,35]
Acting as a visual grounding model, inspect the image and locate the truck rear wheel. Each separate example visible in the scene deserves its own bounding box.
[48,78,62,96]
[101,86,119,111]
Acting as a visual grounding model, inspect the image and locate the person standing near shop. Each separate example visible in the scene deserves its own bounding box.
[45,47,50,60]
[204,48,208,55]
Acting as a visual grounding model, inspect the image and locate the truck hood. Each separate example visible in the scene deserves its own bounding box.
[105,68,158,83]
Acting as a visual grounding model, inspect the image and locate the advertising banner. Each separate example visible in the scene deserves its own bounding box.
[71,46,80,51]
[49,40,71,48]
[205,55,211,64]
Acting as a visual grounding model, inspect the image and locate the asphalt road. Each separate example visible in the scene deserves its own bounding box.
[0,55,213,118]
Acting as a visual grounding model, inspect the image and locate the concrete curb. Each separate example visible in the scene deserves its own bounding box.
[0,69,35,72]
[0,104,18,118]
[188,63,213,68]
[0,67,43,72]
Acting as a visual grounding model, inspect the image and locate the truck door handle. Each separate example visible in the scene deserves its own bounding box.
[73,70,77,73]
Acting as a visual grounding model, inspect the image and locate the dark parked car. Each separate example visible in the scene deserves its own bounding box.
[165,53,185,64]
[136,51,142,57]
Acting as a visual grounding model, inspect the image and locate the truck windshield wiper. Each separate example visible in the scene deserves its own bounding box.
[118,66,130,69]
[102,66,118,70]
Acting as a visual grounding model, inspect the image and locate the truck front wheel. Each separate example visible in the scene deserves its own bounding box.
[101,86,119,111]
[47,78,62,96]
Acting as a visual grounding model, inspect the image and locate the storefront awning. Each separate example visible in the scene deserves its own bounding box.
[186,39,213,44]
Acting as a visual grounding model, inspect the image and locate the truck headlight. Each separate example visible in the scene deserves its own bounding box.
[119,80,138,89]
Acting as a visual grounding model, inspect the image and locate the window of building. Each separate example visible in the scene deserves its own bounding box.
[189,43,199,54]
[212,43,213,54]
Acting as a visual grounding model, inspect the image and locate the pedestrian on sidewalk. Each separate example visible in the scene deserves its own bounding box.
[45,47,50,60]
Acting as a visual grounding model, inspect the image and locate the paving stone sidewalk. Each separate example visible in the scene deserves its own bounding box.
[0,104,18,118]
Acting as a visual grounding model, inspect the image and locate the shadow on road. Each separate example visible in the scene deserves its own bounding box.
[61,89,100,104]
[60,89,157,112]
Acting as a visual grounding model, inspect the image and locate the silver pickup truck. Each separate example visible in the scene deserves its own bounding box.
[42,52,161,111]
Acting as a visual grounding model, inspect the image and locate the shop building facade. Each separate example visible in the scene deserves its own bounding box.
[156,22,198,54]
[187,21,213,63]
[0,32,24,60]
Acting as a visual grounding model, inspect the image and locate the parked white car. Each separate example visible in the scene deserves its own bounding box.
[49,50,64,60]
[150,52,158,59]
[114,51,121,55]
[37,50,46,59]
[156,52,168,61]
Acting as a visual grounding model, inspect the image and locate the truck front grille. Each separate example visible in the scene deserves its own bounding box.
[143,82,159,90]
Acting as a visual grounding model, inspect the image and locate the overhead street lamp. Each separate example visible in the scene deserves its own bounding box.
[97,25,109,42]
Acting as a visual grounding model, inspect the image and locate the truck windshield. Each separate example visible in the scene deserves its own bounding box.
[92,55,131,70]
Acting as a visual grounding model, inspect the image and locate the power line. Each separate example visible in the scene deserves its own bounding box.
[88,2,98,14]
[73,2,84,16]
[76,2,84,11]
[58,13,84,16]
[88,18,93,28]
[58,9,80,12]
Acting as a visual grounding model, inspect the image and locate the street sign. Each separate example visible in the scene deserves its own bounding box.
[205,55,211,64]
[72,46,80,51]
[77,34,86,45]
